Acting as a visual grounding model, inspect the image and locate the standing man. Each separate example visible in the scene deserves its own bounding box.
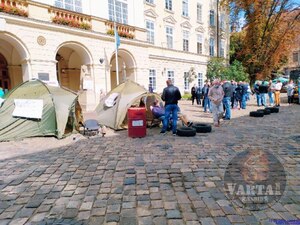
[208,79,224,127]
[196,85,202,105]
[274,80,282,107]
[268,80,274,106]
[202,81,211,113]
[161,79,182,135]
[222,80,233,120]
[191,84,196,105]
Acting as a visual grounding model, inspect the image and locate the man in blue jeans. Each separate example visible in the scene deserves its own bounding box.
[161,79,182,135]
[222,81,233,120]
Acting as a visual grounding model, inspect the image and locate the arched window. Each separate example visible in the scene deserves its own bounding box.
[54,0,82,13]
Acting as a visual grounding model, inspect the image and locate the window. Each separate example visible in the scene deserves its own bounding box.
[220,40,225,57]
[197,3,202,22]
[293,52,299,63]
[167,70,174,84]
[209,10,215,26]
[197,34,203,54]
[108,0,128,24]
[184,72,189,91]
[146,0,154,3]
[146,20,155,44]
[220,13,225,30]
[165,0,172,10]
[149,69,156,91]
[166,26,173,49]
[182,0,188,17]
[54,0,82,12]
[209,38,215,56]
[198,73,203,88]
[183,30,189,52]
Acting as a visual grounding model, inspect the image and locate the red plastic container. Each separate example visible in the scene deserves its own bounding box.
[128,107,146,138]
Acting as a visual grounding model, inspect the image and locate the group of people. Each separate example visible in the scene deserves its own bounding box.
[150,77,297,135]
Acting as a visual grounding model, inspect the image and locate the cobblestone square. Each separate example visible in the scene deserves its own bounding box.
[0,99,299,225]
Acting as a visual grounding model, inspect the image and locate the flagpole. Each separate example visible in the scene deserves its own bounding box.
[113,0,119,86]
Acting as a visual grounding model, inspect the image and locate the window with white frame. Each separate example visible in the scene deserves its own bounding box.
[149,69,156,91]
[198,73,203,88]
[197,34,203,54]
[108,0,128,24]
[146,0,154,3]
[146,20,155,44]
[184,72,189,91]
[197,3,202,22]
[220,40,225,57]
[54,0,82,12]
[183,30,189,52]
[182,0,188,17]
[209,38,215,56]
[165,0,172,10]
[220,13,225,30]
[167,70,175,84]
[209,10,215,26]
[166,26,173,49]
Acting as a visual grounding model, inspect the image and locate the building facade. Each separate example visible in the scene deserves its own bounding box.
[0,0,229,110]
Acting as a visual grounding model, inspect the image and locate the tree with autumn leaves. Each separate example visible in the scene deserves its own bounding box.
[224,0,300,84]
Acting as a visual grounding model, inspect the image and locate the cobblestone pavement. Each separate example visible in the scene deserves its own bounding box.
[0,98,299,225]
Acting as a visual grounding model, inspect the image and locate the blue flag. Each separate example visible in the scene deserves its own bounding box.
[114,27,120,49]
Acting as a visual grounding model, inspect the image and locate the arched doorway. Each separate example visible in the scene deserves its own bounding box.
[55,42,92,92]
[0,54,10,91]
[0,33,29,91]
[110,49,136,89]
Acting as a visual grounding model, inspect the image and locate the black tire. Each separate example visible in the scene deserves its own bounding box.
[249,111,264,117]
[257,109,271,115]
[265,107,279,113]
[272,107,279,113]
[176,127,196,137]
[192,123,212,133]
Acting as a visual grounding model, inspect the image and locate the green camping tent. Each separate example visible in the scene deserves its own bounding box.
[95,80,161,130]
[0,79,82,141]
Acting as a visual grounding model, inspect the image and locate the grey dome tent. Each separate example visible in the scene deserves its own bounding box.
[0,79,82,141]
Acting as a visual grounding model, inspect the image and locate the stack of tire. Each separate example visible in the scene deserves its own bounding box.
[176,123,212,137]
[249,107,279,118]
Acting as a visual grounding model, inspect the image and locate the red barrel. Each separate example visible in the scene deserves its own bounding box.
[128,107,146,138]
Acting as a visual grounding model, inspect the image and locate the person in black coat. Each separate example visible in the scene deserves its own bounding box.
[191,85,197,105]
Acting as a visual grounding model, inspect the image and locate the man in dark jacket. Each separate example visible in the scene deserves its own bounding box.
[161,79,182,135]
[191,85,196,105]
[222,81,233,119]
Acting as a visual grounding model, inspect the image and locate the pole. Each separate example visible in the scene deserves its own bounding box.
[216,0,219,58]
[113,0,119,85]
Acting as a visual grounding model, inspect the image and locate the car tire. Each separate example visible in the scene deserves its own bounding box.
[176,127,196,137]
[257,109,271,115]
[192,123,212,133]
[265,107,279,113]
[249,111,264,117]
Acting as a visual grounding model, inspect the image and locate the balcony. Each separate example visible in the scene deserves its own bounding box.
[0,0,28,17]
[105,21,135,39]
[48,7,92,30]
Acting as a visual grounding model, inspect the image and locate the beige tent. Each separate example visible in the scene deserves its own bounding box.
[0,79,82,141]
[95,80,161,130]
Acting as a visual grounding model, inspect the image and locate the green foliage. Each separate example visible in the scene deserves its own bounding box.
[206,57,227,81]
[182,93,192,100]
[224,60,249,82]
[206,58,249,82]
